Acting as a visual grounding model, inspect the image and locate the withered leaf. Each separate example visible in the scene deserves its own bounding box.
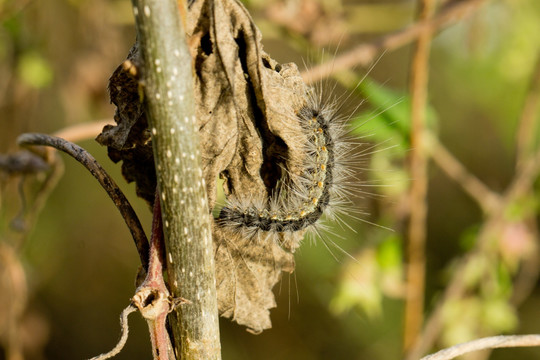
[97,0,310,333]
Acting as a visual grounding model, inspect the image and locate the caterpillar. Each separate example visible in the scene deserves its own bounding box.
[216,86,359,245]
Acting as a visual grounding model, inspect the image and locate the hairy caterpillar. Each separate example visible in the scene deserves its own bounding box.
[217,85,360,245]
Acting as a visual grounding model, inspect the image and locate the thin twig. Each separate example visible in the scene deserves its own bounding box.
[406,149,540,360]
[427,133,502,213]
[403,0,436,351]
[419,334,540,360]
[89,304,138,360]
[132,192,179,360]
[53,119,113,144]
[516,51,540,168]
[17,133,150,270]
[301,0,488,84]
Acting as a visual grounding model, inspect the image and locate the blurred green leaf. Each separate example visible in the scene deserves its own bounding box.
[350,78,438,148]
[16,51,53,89]
[441,297,482,346]
[376,235,401,269]
[480,298,518,333]
[330,249,383,318]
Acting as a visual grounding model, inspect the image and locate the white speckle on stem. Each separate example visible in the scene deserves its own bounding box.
[166,149,172,158]
[170,127,176,134]
[174,49,180,57]
[179,95,184,101]
[143,5,150,16]
[190,154,195,160]
[184,227,188,235]
[181,152,186,158]
[174,174,179,183]
[184,116,189,124]
[182,267,185,273]
[165,220,169,228]
[155,93,161,100]
[161,192,166,201]
[154,59,160,66]
[175,157,180,164]
[189,271,193,277]
[133,6,138,16]
[152,127,157,135]
[167,90,172,99]
[168,252,173,263]
[156,67,162,73]
[187,237,192,243]
[173,67,178,75]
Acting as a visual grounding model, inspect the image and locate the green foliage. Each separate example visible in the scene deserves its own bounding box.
[330,236,404,318]
[16,51,53,89]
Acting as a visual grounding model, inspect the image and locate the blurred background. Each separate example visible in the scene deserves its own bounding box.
[1,0,539,359]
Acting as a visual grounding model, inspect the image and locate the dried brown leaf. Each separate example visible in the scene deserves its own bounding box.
[97,0,310,332]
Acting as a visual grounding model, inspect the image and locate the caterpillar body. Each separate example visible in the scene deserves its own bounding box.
[217,88,357,244]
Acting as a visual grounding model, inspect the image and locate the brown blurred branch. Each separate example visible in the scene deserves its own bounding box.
[403,0,436,351]
[406,147,540,360]
[420,334,540,360]
[52,119,113,144]
[516,52,540,168]
[428,134,502,213]
[17,133,150,270]
[302,0,489,84]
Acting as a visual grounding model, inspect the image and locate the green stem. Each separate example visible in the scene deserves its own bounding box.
[130,0,221,358]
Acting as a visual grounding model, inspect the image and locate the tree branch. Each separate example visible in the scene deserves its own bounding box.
[403,0,435,351]
[301,0,489,84]
[130,0,221,358]
[17,133,150,270]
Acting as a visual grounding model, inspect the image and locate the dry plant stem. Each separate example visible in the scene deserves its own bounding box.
[16,133,150,270]
[403,0,435,351]
[302,0,488,84]
[88,305,138,360]
[13,155,64,251]
[130,0,221,358]
[420,334,540,360]
[516,52,540,168]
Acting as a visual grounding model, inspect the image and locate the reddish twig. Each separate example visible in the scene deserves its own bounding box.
[132,192,189,360]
